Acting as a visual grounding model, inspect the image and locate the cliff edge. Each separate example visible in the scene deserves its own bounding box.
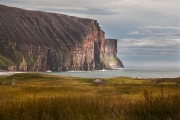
[0,4,124,71]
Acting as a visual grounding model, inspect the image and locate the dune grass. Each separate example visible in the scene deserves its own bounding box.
[0,73,180,120]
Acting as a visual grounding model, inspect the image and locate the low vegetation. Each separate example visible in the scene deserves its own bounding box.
[0,73,180,120]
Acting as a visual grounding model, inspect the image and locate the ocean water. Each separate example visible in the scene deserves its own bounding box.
[0,69,180,78]
[44,68,180,78]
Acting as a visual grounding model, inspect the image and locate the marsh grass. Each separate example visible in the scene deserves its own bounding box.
[1,93,180,120]
[0,95,121,120]
[127,89,180,120]
[0,73,180,120]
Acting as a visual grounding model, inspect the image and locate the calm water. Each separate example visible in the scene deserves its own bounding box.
[0,69,180,78]
[44,68,180,78]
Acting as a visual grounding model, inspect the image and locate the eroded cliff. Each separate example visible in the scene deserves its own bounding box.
[0,4,124,71]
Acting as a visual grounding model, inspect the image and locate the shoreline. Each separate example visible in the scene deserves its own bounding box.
[0,71,180,79]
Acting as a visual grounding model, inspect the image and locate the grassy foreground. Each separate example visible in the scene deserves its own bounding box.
[0,73,180,120]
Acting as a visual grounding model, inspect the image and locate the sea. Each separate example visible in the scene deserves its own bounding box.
[0,68,180,78]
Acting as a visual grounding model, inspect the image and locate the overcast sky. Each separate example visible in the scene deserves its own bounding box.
[0,0,180,69]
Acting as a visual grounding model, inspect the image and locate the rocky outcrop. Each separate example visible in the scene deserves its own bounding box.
[103,39,124,69]
[0,4,124,71]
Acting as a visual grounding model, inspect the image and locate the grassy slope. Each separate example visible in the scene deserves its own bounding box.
[0,73,180,120]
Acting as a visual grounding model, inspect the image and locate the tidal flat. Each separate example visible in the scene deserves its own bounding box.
[0,73,180,120]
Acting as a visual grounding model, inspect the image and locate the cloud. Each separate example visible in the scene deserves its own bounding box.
[154,32,180,37]
[128,25,180,39]
[118,37,180,47]
[142,26,180,30]
[129,29,153,35]
[170,33,180,36]
[139,29,153,35]
[39,6,119,15]
[0,0,120,16]
[117,37,180,68]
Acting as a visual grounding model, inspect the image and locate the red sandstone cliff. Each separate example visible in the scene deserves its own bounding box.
[0,4,124,71]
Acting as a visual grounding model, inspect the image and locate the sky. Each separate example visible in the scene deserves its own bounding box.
[0,0,180,69]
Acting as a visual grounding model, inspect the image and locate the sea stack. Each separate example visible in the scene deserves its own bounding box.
[0,4,124,71]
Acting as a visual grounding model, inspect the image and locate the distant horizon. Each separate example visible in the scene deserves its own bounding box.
[0,1,179,69]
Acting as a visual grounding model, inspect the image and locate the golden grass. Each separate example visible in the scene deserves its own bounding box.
[0,73,180,119]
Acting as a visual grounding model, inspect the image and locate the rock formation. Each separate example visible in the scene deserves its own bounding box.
[0,4,124,71]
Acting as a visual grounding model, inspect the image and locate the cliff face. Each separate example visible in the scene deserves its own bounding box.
[0,4,124,71]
